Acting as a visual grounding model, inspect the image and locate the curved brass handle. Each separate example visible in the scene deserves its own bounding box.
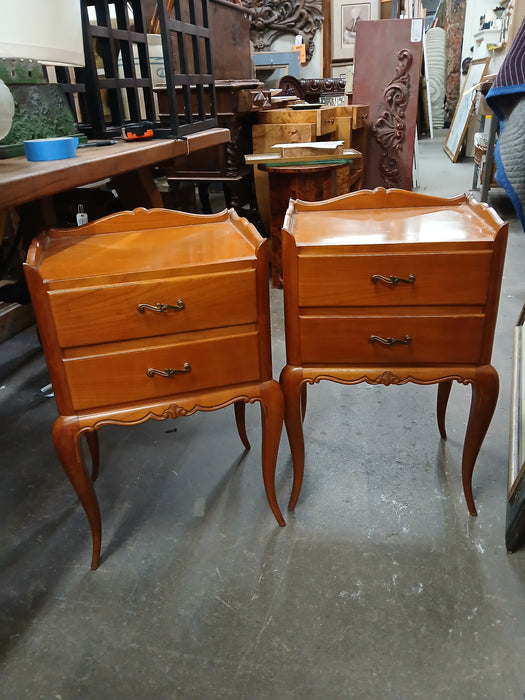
[146,363,191,377]
[371,274,416,286]
[137,300,185,313]
[369,335,412,346]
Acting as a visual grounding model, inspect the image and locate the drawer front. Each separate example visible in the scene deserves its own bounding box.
[64,330,262,410]
[260,107,336,135]
[317,108,337,135]
[297,252,492,307]
[298,315,485,365]
[49,270,256,347]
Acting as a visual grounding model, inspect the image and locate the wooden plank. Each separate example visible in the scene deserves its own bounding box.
[272,141,345,158]
[245,148,361,165]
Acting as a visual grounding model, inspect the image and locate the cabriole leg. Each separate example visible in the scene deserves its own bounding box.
[280,366,306,512]
[53,416,102,569]
[84,429,100,481]
[258,380,285,527]
[462,366,499,516]
[234,400,250,449]
[437,379,453,439]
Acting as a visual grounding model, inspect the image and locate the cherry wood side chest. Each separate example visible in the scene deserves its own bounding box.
[24,208,285,568]
[279,188,508,517]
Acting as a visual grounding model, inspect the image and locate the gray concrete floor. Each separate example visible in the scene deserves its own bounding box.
[1,133,525,699]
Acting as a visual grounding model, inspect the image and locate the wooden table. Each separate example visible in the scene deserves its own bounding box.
[280,187,508,518]
[24,206,285,569]
[0,129,230,211]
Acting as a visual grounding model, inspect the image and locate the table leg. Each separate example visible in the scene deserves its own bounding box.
[111,166,164,209]
[437,379,453,439]
[197,182,212,214]
[301,383,307,423]
[280,365,306,511]
[53,416,102,570]
[234,400,250,449]
[84,429,100,481]
[462,365,499,516]
[258,380,286,527]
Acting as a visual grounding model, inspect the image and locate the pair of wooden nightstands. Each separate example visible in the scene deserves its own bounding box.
[24,188,508,568]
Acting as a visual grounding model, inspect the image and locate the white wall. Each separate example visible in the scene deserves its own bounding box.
[461,0,506,80]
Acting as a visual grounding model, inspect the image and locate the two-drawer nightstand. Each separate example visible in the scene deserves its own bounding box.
[24,207,285,569]
[279,188,508,517]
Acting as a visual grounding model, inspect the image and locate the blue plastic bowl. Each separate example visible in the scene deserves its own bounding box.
[24,136,79,162]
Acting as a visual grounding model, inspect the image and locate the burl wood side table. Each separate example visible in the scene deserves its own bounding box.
[24,208,285,569]
[259,162,351,289]
[279,188,508,517]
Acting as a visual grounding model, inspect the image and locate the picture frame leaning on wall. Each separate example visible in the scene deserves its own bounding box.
[444,57,490,162]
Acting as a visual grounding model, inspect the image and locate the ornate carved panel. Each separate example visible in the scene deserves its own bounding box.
[371,49,413,189]
[352,18,423,191]
[239,0,324,64]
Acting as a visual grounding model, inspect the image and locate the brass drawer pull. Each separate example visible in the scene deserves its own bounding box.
[369,335,412,346]
[371,274,416,286]
[137,300,185,313]
[146,363,191,378]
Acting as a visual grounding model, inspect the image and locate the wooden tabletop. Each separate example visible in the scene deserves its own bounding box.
[0,128,230,210]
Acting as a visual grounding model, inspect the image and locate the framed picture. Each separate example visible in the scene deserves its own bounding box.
[331,0,380,61]
[444,57,490,162]
[251,51,301,86]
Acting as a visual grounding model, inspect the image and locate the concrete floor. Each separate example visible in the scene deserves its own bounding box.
[1,133,525,699]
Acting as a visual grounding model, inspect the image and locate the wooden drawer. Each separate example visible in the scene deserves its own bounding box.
[63,328,262,411]
[49,270,256,347]
[297,252,492,307]
[258,107,337,136]
[298,314,486,364]
[314,107,337,135]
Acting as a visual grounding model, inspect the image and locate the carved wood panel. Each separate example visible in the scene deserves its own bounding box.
[352,18,423,191]
[239,0,324,64]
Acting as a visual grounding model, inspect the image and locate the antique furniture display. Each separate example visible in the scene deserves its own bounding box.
[279,188,508,519]
[24,207,285,569]
[252,104,355,233]
[352,18,424,190]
